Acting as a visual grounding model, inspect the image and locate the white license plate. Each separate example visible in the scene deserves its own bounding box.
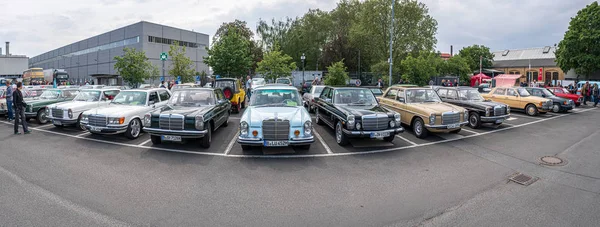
[161,135,182,142]
[370,132,390,138]
[264,140,289,147]
[53,120,62,126]
[495,119,504,124]
[89,126,101,132]
[447,123,460,129]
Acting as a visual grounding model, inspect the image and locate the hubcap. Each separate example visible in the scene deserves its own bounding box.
[553,105,559,113]
[40,112,47,122]
[336,123,342,143]
[469,114,477,126]
[528,107,535,115]
[414,121,422,135]
[316,110,320,123]
[131,120,140,137]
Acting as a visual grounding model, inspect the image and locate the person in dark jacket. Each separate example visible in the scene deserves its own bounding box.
[12,82,30,135]
[5,80,14,121]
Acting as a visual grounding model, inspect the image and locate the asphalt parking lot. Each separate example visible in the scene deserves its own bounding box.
[1,106,600,226]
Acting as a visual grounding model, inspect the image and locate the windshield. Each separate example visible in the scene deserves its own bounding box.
[276,78,290,84]
[40,90,61,99]
[561,88,570,93]
[406,89,442,103]
[169,90,215,107]
[313,86,324,94]
[24,89,45,98]
[370,88,383,95]
[543,89,555,97]
[251,89,301,107]
[333,89,378,105]
[112,91,147,106]
[517,88,530,97]
[215,80,235,89]
[252,79,266,86]
[458,89,484,101]
[74,90,101,102]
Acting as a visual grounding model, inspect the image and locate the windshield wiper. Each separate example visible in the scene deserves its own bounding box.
[112,101,123,105]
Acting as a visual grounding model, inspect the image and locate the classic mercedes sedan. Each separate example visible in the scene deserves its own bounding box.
[435,87,510,129]
[46,88,121,130]
[143,88,231,148]
[482,87,552,116]
[525,87,573,113]
[379,86,468,138]
[314,87,404,146]
[237,85,314,150]
[80,88,172,139]
[24,88,80,124]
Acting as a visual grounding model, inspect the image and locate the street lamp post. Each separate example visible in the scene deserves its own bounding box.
[388,0,395,87]
[301,53,306,85]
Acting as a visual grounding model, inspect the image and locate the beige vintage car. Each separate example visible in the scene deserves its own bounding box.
[379,86,468,138]
[481,87,552,116]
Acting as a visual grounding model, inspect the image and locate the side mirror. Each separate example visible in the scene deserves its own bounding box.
[397,98,405,103]
[541,94,546,98]
[148,100,156,105]
[325,98,332,103]
[514,93,519,97]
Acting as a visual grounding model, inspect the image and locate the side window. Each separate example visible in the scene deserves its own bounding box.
[158,90,171,102]
[447,89,458,100]
[531,89,543,97]
[506,89,516,96]
[494,88,506,95]
[149,92,159,104]
[384,89,398,100]
[215,89,225,100]
[320,88,329,99]
[103,90,120,100]
[437,89,447,98]
[397,90,406,102]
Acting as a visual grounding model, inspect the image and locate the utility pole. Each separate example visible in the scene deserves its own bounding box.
[301,53,306,84]
[388,0,395,87]
[358,49,361,83]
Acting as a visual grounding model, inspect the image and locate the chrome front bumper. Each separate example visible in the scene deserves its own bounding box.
[426,121,469,129]
[84,124,128,134]
[144,127,208,138]
[237,136,315,146]
[342,127,404,137]
[480,114,510,123]
[47,116,78,124]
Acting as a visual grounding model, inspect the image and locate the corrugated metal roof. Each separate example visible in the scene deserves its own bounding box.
[493,47,556,61]
[493,59,557,68]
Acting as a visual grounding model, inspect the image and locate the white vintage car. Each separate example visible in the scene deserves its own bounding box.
[80,88,172,139]
[46,88,121,130]
[237,85,314,150]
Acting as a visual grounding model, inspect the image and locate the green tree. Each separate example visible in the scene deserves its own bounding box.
[214,20,263,74]
[457,45,494,72]
[256,48,297,81]
[204,28,253,78]
[556,2,600,80]
[401,52,439,86]
[324,60,350,86]
[439,55,471,83]
[113,47,159,87]
[168,41,195,83]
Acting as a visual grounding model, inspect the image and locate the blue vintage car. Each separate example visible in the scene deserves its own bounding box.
[237,85,314,150]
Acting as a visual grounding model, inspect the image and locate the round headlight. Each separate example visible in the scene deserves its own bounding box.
[347,115,355,125]
[394,113,401,122]
[195,115,204,130]
[82,115,88,122]
[240,121,249,135]
[355,122,362,130]
[304,121,312,136]
[429,114,436,125]
[45,108,50,116]
[464,110,468,119]
[68,109,73,119]
[389,121,396,128]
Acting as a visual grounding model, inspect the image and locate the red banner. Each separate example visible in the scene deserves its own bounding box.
[538,68,543,81]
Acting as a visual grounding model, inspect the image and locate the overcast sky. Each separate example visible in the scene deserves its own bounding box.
[0,0,595,57]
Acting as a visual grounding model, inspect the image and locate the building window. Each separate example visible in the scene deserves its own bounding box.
[147,35,201,49]
[509,71,520,75]
[552,72,559,80]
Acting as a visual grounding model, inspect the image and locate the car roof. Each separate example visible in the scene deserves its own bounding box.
[172,87,215,91]
[216,78,237,81]
[255,85,297,90]
[126,88,169,92]
[80,88,121,91]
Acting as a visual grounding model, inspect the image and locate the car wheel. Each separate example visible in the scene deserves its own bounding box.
[125,119,142,140]
[468,112,481,129]
[76,114,86,131]
[37,108,48,124]
[552,104,560,113]
[315,108,324,125]
[526,104,539,116]
[335,121,349,146]
[201,122,212,148]
[450,128,461,133]
[383,135,395,142]
[150,135,161,144]
[412,118,429,139]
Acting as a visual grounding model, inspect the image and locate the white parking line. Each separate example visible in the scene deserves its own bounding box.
[514,114,541,119]
[137,139,151,146]
[224,132,239,155]
[34,124,55,129]
[75,132,91,138]
[313,130,333,154]
[502,123,515,127]
[396,135,418,146]
[461,128,479,134]
[506,117,518,121]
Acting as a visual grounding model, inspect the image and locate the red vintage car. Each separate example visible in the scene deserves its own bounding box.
[548,87,583,106]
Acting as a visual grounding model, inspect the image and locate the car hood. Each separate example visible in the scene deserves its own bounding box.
[464,100,507,109]
[27,98,62,106]
[410,102,464,113]
[50,101,106,111]
[156,105,212,116]
[557,93,582,99]
[241,106,310,126]
[337,105,392,117]
[85,104,148,117]
[546,96,569,102]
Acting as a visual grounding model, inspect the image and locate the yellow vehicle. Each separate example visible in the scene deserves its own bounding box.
[481,87,552,116]
[379,85,468,138]
[23,68,45,85]
[214,78,246,113]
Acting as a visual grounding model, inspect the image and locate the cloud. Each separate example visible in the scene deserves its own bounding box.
[0,0,594,58]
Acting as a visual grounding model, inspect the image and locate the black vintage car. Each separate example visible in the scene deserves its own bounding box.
[434,87,510,129]
[314,87,404,146]
[525,87,573,113]
[142,88,231,148]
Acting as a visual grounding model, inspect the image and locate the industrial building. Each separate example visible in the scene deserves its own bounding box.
[29,21,210,85]
[0,42,29,79]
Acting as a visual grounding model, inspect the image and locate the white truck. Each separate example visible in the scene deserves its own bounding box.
[43,69,69,85]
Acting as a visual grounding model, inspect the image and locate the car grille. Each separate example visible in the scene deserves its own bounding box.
[88,115,107,127]
[262,119,290,140]
[52,108,64,119]
[361,114,389,130]
[543,100,553,107]
[159,114,185,130]
[494,106,506,116]
[441,112,460,125]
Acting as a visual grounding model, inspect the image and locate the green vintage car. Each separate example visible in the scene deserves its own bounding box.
[25,88,80,124]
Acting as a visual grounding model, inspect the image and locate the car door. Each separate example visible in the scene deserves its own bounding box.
[505,88,522,108]
[148,91,161,110]
[490,88,506,104]
[212,89,226,126]
[315,87,330,116]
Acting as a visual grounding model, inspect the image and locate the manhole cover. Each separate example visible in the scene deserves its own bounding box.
[509,173,538,186]
[540,156,565,166]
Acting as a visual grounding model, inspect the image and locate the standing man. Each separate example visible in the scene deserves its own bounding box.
[245,75,252,99]
[376,78,384,88]
[13,82,31,135]
[159,81,166,88]
[454,79,459,87]
[582,82,590,105]
[5,80,14,121]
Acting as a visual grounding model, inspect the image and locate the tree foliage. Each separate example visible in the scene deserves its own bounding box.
[214,20,263,74]
[256,48,297,81]
[556,2,600,79]
[324,60,350,86]
[204,28,253,78]
[113,47,159,87]
[401,52,439,86]
[439,55,472,83]
[456,45,494,72]
[167,41,196,83]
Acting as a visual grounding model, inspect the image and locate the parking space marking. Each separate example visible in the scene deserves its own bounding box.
[313,130,333,154]
[502,123,515,127]
[137,139,151,146]
[0,108,595,159]
[513,114,541,119]
[507,117,518,121]
[75,132,91,138]
[461,128,479,134]
[34,124,55,129]
[436,133,465,140]
[224,132,239,155]
[396,135,418,146]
